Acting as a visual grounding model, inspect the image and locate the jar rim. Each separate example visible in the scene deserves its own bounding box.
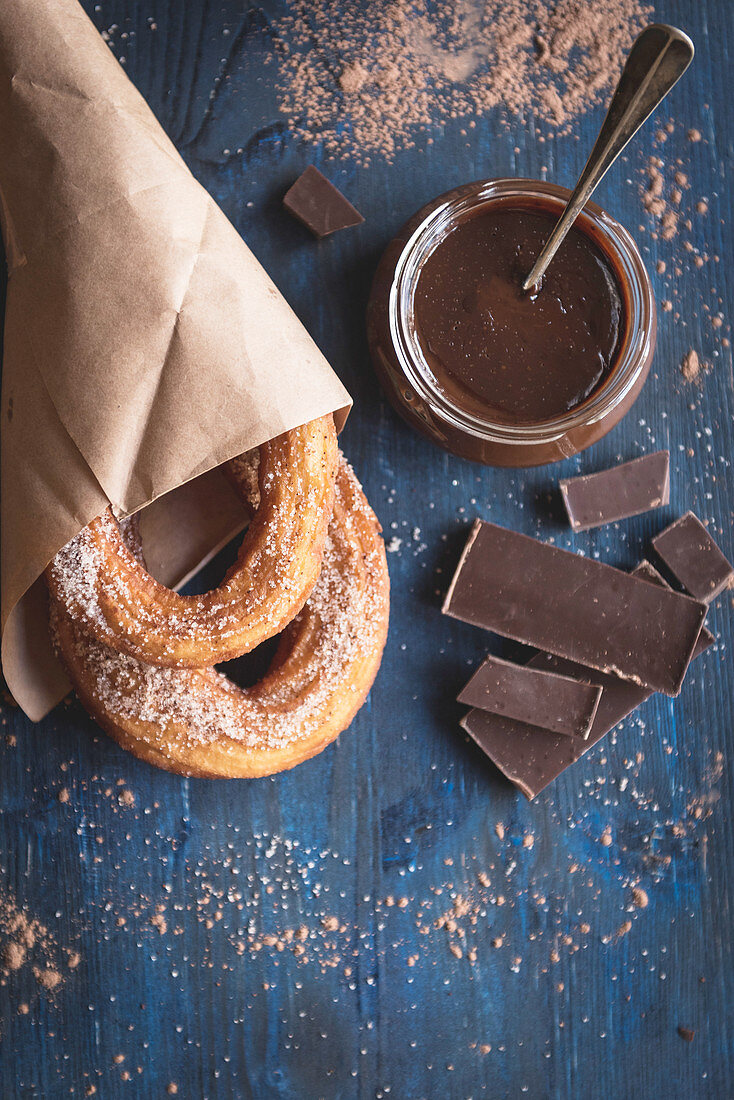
[388,177,656,447]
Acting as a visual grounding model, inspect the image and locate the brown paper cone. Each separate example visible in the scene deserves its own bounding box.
[0,0,352,721]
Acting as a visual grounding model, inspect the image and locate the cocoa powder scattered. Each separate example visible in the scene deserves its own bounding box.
[150,907,168,935]
[0,888,78,1005]
[681,348,704,383]
[642,155,681,239]
[33,965,63,992]
[273,0,651,164]
[3,941,26,971]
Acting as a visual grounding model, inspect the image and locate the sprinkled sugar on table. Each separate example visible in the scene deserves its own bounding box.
[1,1,732,1096]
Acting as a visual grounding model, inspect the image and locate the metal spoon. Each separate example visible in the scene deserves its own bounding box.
[523,23,694,293]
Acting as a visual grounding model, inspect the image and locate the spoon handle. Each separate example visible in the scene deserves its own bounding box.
[523,23,694,292]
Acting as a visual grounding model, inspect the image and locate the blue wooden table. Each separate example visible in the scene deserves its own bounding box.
[2,2,732,1097]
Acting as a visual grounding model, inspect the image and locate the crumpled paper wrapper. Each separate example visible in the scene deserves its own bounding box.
[0,0,352,721]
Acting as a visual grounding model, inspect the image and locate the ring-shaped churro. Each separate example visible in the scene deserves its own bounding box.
[46,416,338,668]
[50,456,389,778]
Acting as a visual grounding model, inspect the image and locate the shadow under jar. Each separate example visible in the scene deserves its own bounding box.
[367,179,657,467]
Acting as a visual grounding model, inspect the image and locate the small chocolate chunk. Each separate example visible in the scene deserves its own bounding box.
[653,511,734,602]
[283,166,364,237]
[443,521,707,697]
[458,654,602,739]
[460,561,714,800]
[560,451,669,531]
[633,559,667,586]
[677,1026,696,1042]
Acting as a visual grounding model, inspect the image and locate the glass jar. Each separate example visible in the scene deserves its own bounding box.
[367,178,657,467]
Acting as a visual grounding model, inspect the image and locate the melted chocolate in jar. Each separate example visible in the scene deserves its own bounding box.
[414,207,624,423]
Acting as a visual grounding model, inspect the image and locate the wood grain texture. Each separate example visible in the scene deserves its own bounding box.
[1,1,732,1097]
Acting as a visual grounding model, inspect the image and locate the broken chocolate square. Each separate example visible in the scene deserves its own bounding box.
[458,653,602,739]
[653,510,734,602]
[560,451,669,531]
[283,166,364,237]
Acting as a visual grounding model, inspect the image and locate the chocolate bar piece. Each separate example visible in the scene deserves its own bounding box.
[627,558,715,654]
[283,166,364,237]
[560,450,669,531]
[653,511,734,602]
[443,521,707,697]
[458,654,602,739]
[461,561,714,800]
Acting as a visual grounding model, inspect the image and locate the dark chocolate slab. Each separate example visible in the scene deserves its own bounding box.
[460,561,714,800]
[560,450,669,531]
[443,521,707,697]
[283,166,364,237]
[653,510,734,602]
[458,653,602,739]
